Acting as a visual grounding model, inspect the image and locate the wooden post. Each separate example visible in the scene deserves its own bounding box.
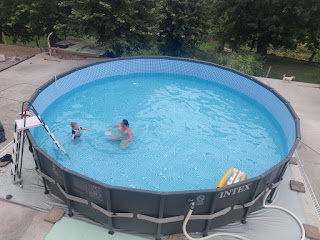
[2,32,7,44]
[266,66,272,78]
[47,32,53,56]
[36,36,42,52]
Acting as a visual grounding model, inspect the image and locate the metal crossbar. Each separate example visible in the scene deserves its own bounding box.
[38,169,133,219]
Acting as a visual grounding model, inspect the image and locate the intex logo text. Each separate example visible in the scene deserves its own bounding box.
[219,183,252,199]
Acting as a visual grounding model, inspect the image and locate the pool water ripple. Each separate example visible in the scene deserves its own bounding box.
[33,73,287,192]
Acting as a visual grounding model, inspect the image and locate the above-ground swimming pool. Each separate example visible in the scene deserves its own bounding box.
[33,73,287,192]
[27,57,300,239]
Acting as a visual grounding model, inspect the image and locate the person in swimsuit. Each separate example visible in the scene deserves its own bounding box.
[70,122,90,140]
[106,119,134,149]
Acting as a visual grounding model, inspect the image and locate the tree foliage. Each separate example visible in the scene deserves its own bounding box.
[212,0,311,55]
[60,0,157,56]
[1,0,319,60]
[2,0,61,44]
[0,0,17,43]
[297,0,320,61]
[158,0,208,56]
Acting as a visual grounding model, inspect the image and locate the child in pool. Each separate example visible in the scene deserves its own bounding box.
[70,122,90,140]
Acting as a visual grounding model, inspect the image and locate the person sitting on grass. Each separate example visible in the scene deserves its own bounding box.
[70,122,90,140]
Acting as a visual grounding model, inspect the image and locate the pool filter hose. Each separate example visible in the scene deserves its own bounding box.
[182,186,305,240]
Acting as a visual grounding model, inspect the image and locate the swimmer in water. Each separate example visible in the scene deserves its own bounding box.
[70,122,90,140]
[106,119,134,149]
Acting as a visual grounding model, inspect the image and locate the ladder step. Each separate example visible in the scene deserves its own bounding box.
[13,131,18,141]
[15,116,43,131]
[11,163,18,175]
[12,153,17,164]
[13,143,17,153]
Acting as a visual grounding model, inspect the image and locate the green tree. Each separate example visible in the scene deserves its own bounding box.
[5,0,61,44]
[60,0,157,57]
[0,0,17,43]
[3,1,30,44]
[299,0,320,62]
[29,0,61,44]
[158,0,208,56]
[213,0,309,55]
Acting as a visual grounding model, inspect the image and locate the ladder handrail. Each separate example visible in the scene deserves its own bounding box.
[22,101,44,126]
[21,101,67,154]
[12,102,69,186]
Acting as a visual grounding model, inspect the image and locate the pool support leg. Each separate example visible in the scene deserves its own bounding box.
[62,172,73,217]
[203,193,219,237]
[241,178,263,224]
[106,189,114,235]
[268,160,289,203]
[31,142,49,194]
[155,196,166,240]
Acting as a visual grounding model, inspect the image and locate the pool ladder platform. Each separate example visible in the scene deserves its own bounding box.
[12,102,66,187]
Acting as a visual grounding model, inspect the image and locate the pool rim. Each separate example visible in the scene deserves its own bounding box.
[28,56,301,195]
[25,56,301,238]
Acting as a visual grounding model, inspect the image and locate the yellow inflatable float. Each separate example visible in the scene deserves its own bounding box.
[217,167,247,188]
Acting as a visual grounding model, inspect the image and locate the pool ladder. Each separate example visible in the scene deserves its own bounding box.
[12,101,66,187]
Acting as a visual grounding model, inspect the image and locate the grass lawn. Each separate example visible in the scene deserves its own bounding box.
[3,36,46,48]
[3,35,97,48]
[263,55,320,84]
[2,35,320,84]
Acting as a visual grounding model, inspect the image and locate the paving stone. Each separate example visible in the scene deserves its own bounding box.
[290,157,298,165]
[169,236,185,240]
[0,54,5,62]
[21,211,54,240]
[303,224,320,240]
[44,207,65,223]
[290,180,306,193]
[0,200,38,240]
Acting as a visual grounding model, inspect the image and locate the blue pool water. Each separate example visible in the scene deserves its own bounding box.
[33,73,288,192]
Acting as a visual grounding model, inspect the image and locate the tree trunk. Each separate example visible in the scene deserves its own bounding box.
[308,50,316,62]
[250,39,256,52]
[257,39,268,55]
[218,40,225,52]
[13,36,18,44]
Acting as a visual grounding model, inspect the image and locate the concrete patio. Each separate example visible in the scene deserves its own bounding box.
[0,53,319,239]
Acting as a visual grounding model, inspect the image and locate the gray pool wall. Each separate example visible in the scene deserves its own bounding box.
[26,57,300,239]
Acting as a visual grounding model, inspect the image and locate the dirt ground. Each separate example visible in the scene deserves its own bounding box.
[0,44,40,58]
[0,44,101,72]
[0,44,41,71]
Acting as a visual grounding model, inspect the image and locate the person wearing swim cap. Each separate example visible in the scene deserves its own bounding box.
[70,122,90,140]
[106,119,134,149]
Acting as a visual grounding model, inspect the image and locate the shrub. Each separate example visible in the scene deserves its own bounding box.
[195,43,265,76]
[122,42,265,77]
[231,54,264,76]
[122,45,163,57]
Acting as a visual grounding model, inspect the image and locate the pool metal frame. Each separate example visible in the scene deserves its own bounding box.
[25,57,300,239]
